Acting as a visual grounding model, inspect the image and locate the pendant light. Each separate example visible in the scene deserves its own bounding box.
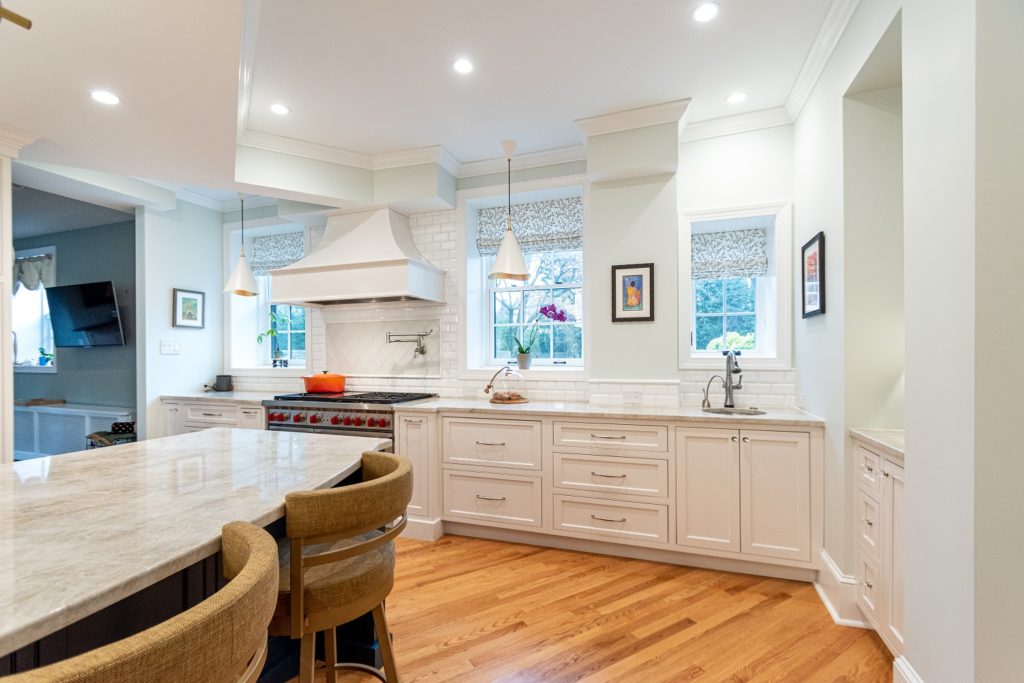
[488,139,529,281]
[224,194,258,297]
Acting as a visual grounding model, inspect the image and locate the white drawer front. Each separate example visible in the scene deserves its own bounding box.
[184,404,238,425]
[553,452,669,498]
[856,445,882,497]
[856,488,881,560]
[553,495,668,544]
[553,422,668,454]
[442,418,542,470]
[443,470,542,527]
[857,551,882,628]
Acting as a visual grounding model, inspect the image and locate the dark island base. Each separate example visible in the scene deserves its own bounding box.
[1,470,383,680]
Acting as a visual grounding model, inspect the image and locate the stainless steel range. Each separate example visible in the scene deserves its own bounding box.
[262,392,436,438]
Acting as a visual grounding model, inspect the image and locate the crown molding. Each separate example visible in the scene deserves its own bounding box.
[681,107,793,143]
[786,0,862,119]
[372,145,461,177]
[237,130,373,169]
[575,99,691,138]
[141,178,278,213]
[457,144,587,178]
[0,124,40,158]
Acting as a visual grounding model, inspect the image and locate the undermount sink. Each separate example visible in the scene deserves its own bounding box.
[702,407,767,416]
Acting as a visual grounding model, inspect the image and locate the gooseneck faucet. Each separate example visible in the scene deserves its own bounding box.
[722,350,743,408]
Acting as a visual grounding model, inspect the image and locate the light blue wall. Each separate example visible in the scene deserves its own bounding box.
[14,220,137,408]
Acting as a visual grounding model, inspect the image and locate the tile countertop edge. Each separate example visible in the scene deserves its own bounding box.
[160,392,278,406]
[393,399,825,427]
[849,428,905,460]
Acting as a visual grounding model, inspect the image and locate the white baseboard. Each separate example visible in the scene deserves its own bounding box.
[813,548,871,628]
[893,656,924,683]
[402,516,444,541]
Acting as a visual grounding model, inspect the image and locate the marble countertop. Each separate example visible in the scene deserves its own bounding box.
[850,428,905,460]
[160,391,278,406]
[0,428,390,657]
[394,398,824,427]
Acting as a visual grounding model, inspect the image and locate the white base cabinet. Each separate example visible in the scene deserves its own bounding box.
[160,399,265,436]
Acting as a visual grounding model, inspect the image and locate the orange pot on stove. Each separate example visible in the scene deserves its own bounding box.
[302,371,346,393]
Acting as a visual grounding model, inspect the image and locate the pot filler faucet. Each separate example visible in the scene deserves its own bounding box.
[701,350,744,409]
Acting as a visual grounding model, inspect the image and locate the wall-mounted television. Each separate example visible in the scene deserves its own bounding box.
[45,281,126,348]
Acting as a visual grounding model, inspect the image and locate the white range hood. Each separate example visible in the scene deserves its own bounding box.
[270,207,445,305]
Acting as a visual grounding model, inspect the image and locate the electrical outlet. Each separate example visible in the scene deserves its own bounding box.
[623,390,643,405]
[160,340,181,355]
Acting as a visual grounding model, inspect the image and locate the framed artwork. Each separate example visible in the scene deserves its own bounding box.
[801,232,825,318]
[611,263,654,322]
[172,289,205,328]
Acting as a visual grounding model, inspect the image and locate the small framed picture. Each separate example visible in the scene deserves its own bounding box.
[173,289,205,328]
[801,232,826,318]
[611,263,654,322]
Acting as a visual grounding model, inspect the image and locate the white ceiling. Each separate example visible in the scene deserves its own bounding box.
[0,0,835,194]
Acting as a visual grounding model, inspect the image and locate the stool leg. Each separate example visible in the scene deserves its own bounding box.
[372,604,400,683]
[299,632,315,683]
[324,626,338,683]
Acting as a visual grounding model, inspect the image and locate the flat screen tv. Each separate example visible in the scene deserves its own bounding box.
[45,281,126,348]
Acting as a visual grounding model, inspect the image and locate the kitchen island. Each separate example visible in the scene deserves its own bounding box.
[0,428,391,676]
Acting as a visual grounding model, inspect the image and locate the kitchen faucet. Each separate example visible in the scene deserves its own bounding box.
[722,350,743,408]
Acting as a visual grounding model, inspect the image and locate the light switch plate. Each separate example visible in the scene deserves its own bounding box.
[160,340,181,355]
[623,390,643,405]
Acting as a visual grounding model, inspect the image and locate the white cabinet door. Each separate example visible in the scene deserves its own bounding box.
[883,460,905,652]
[740,430,811,561]
[676,428,740,552]
[237,407,265,430]
[164,402,185,436]
[397,414,432,517]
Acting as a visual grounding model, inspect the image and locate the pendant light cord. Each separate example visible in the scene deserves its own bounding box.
[506,157,512,232]
[240,195,246,256]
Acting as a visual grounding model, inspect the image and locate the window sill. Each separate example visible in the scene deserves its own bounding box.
[681,356,792,371]
[229,367,309,377]
[14,365,57,374]
[462,366,588,380]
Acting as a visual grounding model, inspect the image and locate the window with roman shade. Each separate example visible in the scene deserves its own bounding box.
[691,228,768,281]
[249,232,304,276]
[476,197,583,255]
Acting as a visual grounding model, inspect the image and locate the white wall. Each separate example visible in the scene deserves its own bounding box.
[136,199,224,438]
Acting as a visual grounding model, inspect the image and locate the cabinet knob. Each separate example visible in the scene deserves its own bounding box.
[863,464,874,473]
[882,471,891,478]
[731,435,739,443]
[863,518,873,527]
[742,436,750,443]
[865,580,874,589]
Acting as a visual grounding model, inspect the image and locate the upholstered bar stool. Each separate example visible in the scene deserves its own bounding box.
[271,451,412,683]
[10,521,279,683]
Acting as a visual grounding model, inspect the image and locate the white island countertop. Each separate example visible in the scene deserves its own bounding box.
[394,398,824,427]
[0,428,390,657]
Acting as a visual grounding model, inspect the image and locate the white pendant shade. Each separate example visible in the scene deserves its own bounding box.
[224,252,258,296]
[489,226,529,281]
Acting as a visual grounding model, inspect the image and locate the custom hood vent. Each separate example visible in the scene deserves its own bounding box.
[270,208,445,305]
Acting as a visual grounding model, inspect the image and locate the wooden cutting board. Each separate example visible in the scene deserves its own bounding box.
[14,398,66,406]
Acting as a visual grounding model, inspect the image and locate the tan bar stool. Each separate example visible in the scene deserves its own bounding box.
[10,521,279,683]
[270,451,412,683]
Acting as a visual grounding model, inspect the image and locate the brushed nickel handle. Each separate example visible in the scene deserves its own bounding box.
[475,494,506,502]
[742,436,750,443]
[591,434,626,440]
[475,440,506,446]
[865,580,874,589]
[591,472,627,479]
[863,518,873,527]
[882,471,891,478]
[863,464,874,472]
[404,418,423,424]
[202,412,222,417]
[591,514,627,523]
[731,435,739,442]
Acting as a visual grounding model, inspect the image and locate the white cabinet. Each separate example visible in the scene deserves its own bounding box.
[159,398,265,436]
[676,428,811,563]
[854,437,905,656]
[395,413,434,517]
[14,404,135,459]
[164,402,185,437]
[238,407,265,430]
[442,417,542,470]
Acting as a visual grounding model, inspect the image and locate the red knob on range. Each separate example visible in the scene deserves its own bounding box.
[378,417,390,428]
[275,413,286,422]
[309,414,320,424]
[343,416,353,426]
[367,417,377,427]
[330,415,341,425]
[353,417,364,426]
[293,413,305,423]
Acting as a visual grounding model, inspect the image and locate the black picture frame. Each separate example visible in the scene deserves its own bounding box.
[801,232,826,318]
[611,263,655,322]
[172,288,206,328]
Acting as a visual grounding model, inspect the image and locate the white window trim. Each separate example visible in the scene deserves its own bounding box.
[456,174,590,378]
[14,246,58,375]
[678,202,793,370]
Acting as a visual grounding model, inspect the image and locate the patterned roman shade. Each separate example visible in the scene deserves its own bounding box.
[691,228,768,280]
[250,232,304,276]
[13,253,55,294]
[477,197,583,255]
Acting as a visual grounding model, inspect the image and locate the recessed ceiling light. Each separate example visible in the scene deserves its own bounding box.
[270,103,290,115]
[726,92,747,104]
[453,58,474,74]
[692,2,720,22]
[90,90,120,105]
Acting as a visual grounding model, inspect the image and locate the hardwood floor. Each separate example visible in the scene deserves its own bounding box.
[298,534,892,683]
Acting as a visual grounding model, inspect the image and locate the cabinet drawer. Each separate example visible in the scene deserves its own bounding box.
[443,470,542,527]
[856,488,881,560]
[184,404,238,424]
[553,422,668,454]
[238,408,265,430]
[442,418,542,470]
[857,550,882,628]
[856,445,882,496]
[553,495,668,544]
[553,452,669,498]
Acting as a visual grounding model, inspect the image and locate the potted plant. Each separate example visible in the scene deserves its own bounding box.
[37,348,54,367]
[257,311,288,364]
[513,304,568,370]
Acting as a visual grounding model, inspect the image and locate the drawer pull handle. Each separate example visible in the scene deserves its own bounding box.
[863,518,874,527]
[864,580,874,589]
[475,441,506,447]
[591,514,627,523]
[202,412,222,417]
[405,418,423,424]
[590,434,626,440]
[475,494,506,502]
[591,471,627,479]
